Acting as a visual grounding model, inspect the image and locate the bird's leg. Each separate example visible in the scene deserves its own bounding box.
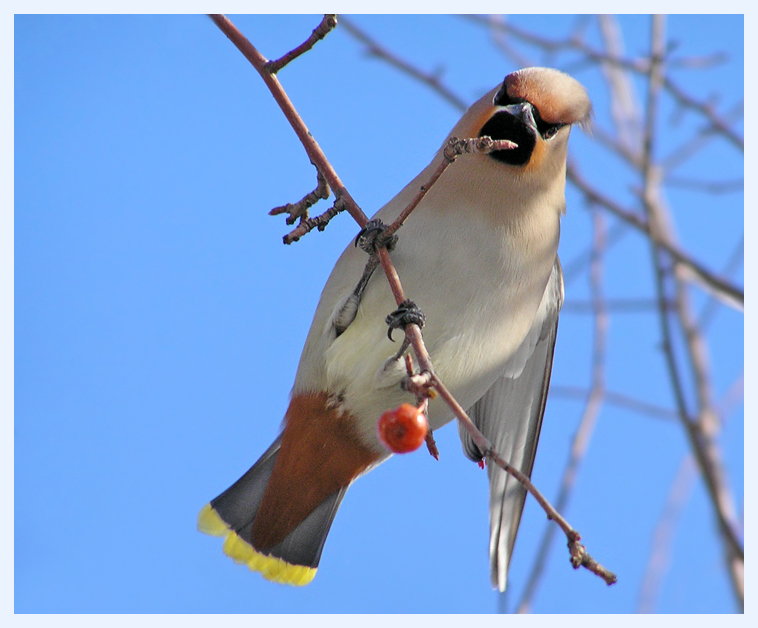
[333,255,380,337]
[333,220,399,337]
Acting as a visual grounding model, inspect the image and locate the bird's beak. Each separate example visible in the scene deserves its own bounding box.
[501,102,538,135]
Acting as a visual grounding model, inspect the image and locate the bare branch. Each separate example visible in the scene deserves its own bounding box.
[269,167,331,225]
[208,16,748,610]
[672,253,744,603]
[562,298,668,313]
[567,162,743,309]
[208,14,371,233]
[384,136,516,238]
[664,176,743,194]
[637,16,743,607]
[283,197,346,245]
[662,77,743,151]
[325,15,743,312]
[317,13,744,610]
[636,454,697,613]
[597,15,642,153]
[550,385,678,422]
[265,14,338,74]
[339,16,469,111]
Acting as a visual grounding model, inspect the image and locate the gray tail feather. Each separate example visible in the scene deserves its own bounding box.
[208,434,347,569]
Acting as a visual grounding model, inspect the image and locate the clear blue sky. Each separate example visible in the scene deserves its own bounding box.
[14,14,744,614]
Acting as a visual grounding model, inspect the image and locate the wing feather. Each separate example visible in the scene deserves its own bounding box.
[458,257,563,591]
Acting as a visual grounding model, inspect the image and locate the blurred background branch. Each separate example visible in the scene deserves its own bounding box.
[340,13,744,613]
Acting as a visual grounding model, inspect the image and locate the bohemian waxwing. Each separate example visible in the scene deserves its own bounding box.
[198,66,592,592]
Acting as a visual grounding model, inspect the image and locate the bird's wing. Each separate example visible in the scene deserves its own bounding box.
[458,257,564,591]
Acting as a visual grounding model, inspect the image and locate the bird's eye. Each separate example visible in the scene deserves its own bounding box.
[532,107,565,140]
[541,124,564,140]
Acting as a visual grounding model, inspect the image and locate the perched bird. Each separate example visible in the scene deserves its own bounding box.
[198,67,592,591]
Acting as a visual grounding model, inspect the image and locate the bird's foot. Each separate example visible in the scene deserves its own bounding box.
[354,219,398,254]
[385,299,426,342]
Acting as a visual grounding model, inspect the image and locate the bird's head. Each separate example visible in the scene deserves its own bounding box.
[450,67,592,176]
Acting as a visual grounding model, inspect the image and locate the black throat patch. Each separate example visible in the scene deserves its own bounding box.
[478,111,536,166]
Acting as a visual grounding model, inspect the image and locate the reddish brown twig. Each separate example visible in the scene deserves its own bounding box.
[282,198,346,245]
[269,168,331,225]
[208,14,370,232]
[384,136,516,238]
[431,371,617,586]
[403,354,439,461]
[265,14,338,74]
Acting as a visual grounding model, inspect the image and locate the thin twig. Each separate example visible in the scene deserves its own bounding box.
[208,14,370,232]
[664,177,743,194]
[432,371,617,586]
[265,14,338,74]
[550,385,677,422]
[339,16,469,111]
[283,197,346,245]
[562,298,667,313]
[698,237,744,329]
[567,161,743,309]
[269,168,331,225]
[636,454,697,613]
[661,102,743,171]
[662,77,743,151]
[384,136,516,238]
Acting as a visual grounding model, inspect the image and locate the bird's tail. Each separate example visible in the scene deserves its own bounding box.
[197,435,347,586]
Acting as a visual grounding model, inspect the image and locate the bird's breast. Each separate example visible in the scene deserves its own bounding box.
[306,197,560,452]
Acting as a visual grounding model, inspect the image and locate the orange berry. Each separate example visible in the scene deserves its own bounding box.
[377,403,428,453]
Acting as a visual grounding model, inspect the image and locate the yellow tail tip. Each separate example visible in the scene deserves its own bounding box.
[197,503,229,537]
[198,505,317,586]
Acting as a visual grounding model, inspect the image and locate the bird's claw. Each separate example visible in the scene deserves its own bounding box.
[354,219,398,254]
[385,299,426,342]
